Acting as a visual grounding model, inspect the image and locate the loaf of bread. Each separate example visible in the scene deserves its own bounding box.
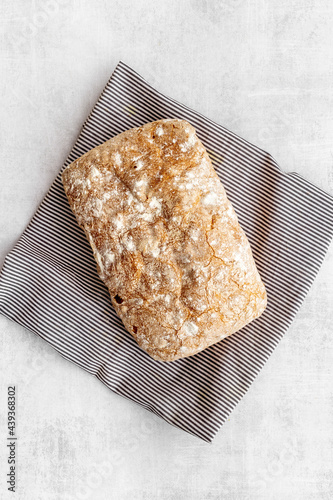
[62,119,267,362]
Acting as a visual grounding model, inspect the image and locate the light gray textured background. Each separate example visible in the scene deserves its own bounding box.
[1,1,333,499]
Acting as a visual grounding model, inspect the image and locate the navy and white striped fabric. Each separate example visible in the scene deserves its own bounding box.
[1,61,333,442]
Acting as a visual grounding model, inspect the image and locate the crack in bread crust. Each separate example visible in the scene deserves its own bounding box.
[62,118,267,362]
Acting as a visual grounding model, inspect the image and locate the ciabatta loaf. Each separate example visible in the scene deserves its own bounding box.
[62,119,267,361]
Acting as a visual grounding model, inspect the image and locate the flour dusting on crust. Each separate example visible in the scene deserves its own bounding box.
[62,119,267,361]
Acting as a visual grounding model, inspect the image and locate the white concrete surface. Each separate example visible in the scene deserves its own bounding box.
[1,1,333,499]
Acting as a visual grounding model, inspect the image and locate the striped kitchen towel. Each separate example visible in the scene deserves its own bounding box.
[1,61,333,442]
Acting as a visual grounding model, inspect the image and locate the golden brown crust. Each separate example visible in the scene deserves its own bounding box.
[62,119,267,361]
